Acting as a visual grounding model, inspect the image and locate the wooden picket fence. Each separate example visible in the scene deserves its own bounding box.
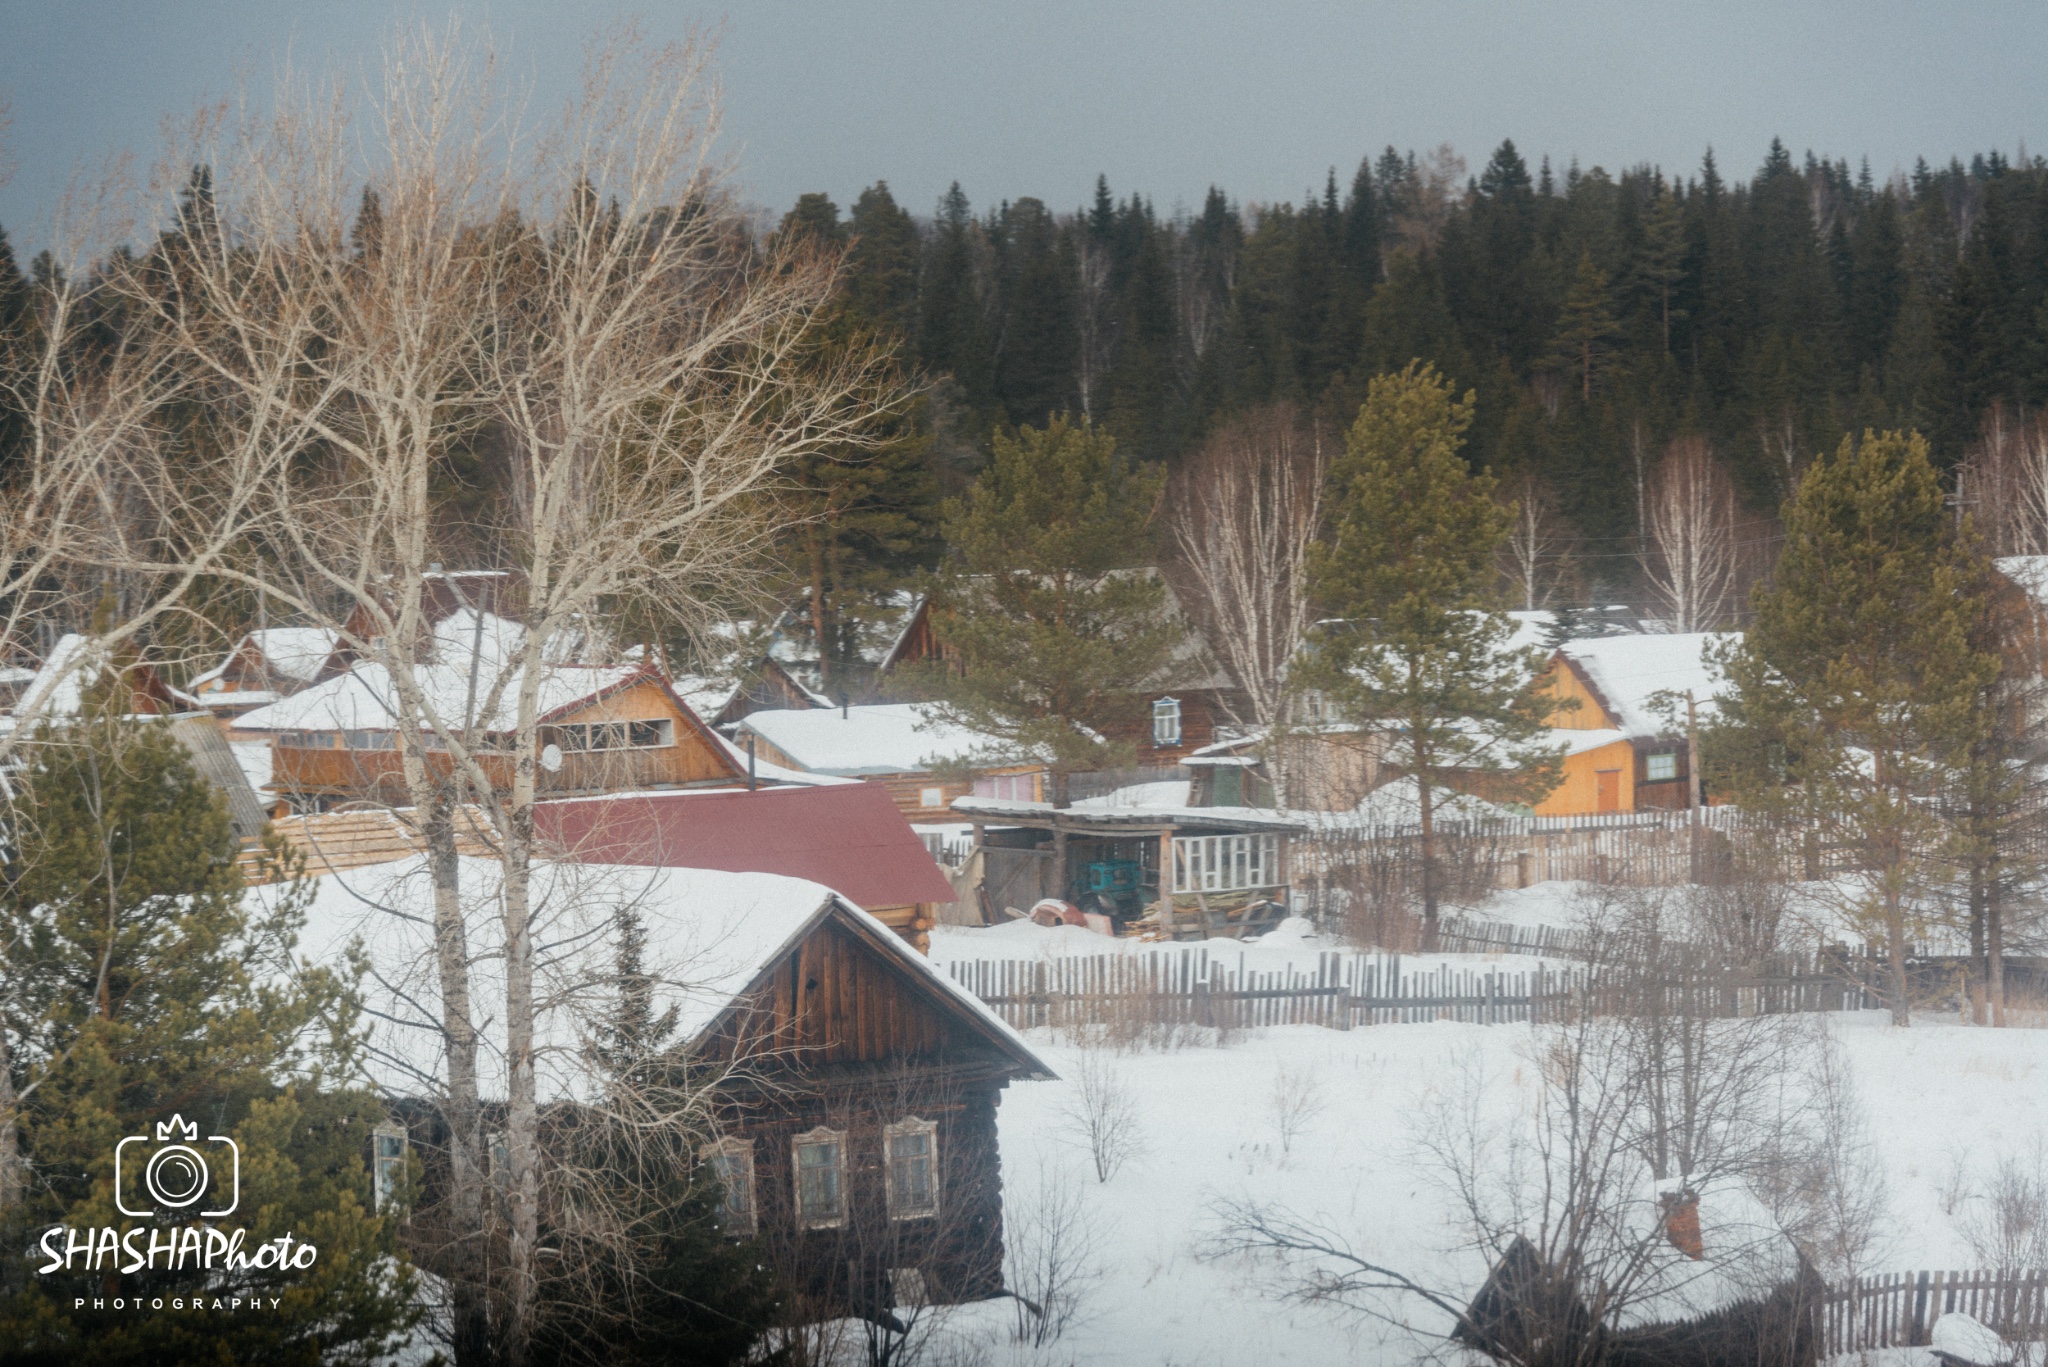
[1820,1269,2048,1356]
[951,951,1575,1032]
[945,949,1884,1033]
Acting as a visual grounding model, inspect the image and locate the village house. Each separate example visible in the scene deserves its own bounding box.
[187,626,340,720]
[281,856,1050,1324]
[952,778,1305,939]
[734,702,1048,820]
[1532,632,1732,817]
[875,573,1245,765]
[234,611,753,811]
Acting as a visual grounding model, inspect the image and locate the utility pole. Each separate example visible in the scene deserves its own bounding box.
[1686,690,1703,883]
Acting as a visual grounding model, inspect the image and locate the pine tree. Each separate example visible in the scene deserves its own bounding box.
[921,417,1179,803]
[0,704,418,1361]
[1545,250,1622,399]
[1308,364,1561,946]
[1713,430,1996,1024]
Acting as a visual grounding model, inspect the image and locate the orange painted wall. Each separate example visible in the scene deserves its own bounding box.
[1537,660,1617,730]
[1532,738,1637,817]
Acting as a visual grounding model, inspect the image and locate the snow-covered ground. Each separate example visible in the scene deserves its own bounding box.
[866,1011,2048,1367]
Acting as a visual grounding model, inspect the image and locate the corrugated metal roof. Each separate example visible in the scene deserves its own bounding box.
[532,781,958,908]
[168,715,270,842]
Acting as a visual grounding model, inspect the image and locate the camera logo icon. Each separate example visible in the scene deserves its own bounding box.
[115,1114,240,1218]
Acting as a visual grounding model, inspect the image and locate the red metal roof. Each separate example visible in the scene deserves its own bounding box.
[532,782,957,908]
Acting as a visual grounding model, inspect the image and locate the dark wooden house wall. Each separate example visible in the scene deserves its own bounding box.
[726,1078,1007,1309]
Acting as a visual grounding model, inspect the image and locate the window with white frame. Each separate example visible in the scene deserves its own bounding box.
[372,1121,408,1212]
[919,787,945,808]
[792,1127,847,1228]
[972,771,1039,801]
[1645,752,1679,782]
[1172,832,1281,893]
[885,1117,940,1220]
[1152,697,1182,747]
[700,1136,757,1235]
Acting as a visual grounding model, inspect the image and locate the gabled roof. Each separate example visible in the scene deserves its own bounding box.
[10,634,198,721]
[191,627,341,693]
[265,855,1050,1101]
[234,654,692,737]
[1550,633,1735,736]
[532,780,959,907]
[735,702,1031,776]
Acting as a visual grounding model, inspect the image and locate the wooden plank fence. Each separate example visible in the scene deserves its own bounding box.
[1820,1270,2048,1356]
[947,951,1565,1031]
[946,950,1881,1032]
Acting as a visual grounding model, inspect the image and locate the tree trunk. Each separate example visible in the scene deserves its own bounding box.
[1988,877,2007,1028]
[1417,768,1439,953]
[0,1026,19,1211]
[1968,858,1988,1025]
[423,792,492,1367]
[498,650,547,1367]
[1885,892,1911,1028]
[808,525,831,690]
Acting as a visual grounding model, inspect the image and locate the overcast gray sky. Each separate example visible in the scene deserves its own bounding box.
[2,0,2043,251]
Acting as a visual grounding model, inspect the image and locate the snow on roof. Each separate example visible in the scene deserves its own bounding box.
[11,634,99,719]
[265,855,1047,1101]
[1073,779,1192,810]
[669,673,741,720]
[9,634,198,721]
[1505,611,1557,655]
[736,702,1028,775]
[1299,776,1525,834]
[192,627,341,692]
[1995,555,2048,608]
[1554,632,1736,736]
[233,654,650,734]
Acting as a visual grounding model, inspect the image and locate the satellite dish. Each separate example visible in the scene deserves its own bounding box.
[540,743,563,773]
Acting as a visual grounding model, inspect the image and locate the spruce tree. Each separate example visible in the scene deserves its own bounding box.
[1308,364,1561,946]
[0,704,418,1362]
[922,417,1179,803]
[1713,430,1996,1024]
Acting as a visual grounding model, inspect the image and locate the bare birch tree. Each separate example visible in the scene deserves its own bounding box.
[1166,403,1328,804]
[0,157,283,1212]
[126,25,891,1364]
[1500,474,1565,613]
[1641,437,1737,633]
[1957,403,2048,558]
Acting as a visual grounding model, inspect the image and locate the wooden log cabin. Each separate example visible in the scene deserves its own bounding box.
[283,858,1050,1324]
[681,878,1053,1316]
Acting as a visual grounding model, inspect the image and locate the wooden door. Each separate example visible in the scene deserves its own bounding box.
[1595,769,1621,813]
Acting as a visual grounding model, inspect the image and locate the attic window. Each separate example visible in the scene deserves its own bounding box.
[919,787,945,808]
[1646,752,1679,782]
[885,1118,939,1221]
[700,1136,756,1236]
[545,719,674,752]
[792,1126,847,1229]
[1152,697,1182,748]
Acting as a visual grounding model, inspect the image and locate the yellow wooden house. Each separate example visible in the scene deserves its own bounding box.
[1533,633,1732,817]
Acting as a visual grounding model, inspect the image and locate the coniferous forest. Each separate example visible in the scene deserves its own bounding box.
[770,138,2048,623]
[4,136,2048,657]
